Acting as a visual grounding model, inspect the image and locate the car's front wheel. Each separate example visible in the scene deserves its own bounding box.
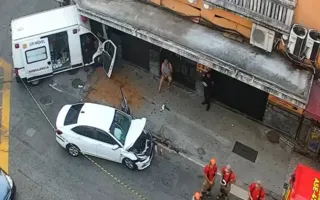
[67,144,80,157]
[122,158,136,170]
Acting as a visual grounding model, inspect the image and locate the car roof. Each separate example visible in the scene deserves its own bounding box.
[76,103,116,131]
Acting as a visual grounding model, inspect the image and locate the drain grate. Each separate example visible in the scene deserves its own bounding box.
[39,95,53,105]
[197,147,205,155]
[266,130,280,144]
[72,78,84,89]
[232,141,258,163]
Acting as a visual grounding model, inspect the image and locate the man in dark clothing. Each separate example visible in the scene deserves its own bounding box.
[202,70,214,111]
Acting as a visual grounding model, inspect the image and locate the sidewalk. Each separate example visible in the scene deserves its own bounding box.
[84,64,294,198]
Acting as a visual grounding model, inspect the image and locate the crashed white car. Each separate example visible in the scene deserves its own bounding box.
[55,103,154,170]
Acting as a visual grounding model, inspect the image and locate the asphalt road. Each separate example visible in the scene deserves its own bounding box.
[0,0,242,199]
[9,74,226,200]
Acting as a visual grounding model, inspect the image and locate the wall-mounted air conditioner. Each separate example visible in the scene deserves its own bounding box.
[288,24,307,57]
[305,29,320,61]
[250,23,275,52]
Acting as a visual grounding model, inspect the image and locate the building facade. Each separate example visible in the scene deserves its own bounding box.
[73,0,320,148]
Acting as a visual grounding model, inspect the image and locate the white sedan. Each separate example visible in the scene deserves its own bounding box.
[55,103,154,170]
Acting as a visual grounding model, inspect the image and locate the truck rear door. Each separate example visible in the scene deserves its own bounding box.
[102,40,117,78]
[22,38,52,81]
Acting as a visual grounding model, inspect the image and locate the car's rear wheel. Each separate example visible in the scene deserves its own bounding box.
[122,158,136,170]
[67,144,80,157]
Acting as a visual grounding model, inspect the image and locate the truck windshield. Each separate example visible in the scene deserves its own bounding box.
[109,111,132,145]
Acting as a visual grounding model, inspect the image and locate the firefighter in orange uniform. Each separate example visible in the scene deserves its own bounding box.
[217,165,236,199]
[248,180,265,200]
[192,191,202,200]
[201,158,218,198]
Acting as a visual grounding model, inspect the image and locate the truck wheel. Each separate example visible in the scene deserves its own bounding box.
[29,80,40,86]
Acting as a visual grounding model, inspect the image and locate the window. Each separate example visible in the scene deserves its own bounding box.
[25,46,47,64]
[64,104,84,125]
[109,111,132,145]
[72,126,96,139]
[104,42,115,57]
[95,129,117,145]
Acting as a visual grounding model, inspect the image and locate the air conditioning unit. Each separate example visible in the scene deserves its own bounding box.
[288,24,307,57]
[305,29,320,61]
[250,23,275,52]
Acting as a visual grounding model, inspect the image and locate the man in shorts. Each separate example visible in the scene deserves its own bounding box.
[158,59,173,92]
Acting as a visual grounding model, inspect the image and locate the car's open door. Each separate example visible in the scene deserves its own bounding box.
[101,40,117,78]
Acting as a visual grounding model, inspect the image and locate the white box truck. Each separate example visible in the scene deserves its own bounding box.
[11,5,117,85]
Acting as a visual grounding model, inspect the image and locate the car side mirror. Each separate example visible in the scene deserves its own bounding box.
[112,144,120,150]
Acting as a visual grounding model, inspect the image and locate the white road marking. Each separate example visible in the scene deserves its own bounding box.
[26,128,36,137]
[49,83,63,93]
[156,142,248,199]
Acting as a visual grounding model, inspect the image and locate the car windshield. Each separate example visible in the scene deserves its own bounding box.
[109,110,132,145]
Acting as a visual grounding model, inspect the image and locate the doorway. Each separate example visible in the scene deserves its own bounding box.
[80,33,99,65]
[120,33,151,71]
[160,49,196,90]
[41,31,71,72]
[211,70,268,120]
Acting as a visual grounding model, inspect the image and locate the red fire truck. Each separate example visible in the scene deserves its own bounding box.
[283,164,320,200]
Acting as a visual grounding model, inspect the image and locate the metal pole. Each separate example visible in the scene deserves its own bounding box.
[295,114,305,140]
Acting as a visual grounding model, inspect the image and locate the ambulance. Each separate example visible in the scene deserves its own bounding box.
[11,5,117,85]
[282,164,320,200]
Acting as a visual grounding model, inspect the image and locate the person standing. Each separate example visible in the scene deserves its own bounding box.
[217,165,236,200]
[201,158,217,198]
[248,181,265,200]
[201,70,214,111]
[158,59,173,92]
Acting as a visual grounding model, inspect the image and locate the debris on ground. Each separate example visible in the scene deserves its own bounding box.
[84,67,143,110]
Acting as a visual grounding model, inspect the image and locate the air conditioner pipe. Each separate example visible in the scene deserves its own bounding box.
[281,38,316,74]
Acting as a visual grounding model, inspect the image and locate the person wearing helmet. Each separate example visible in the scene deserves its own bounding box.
[217,165,236,199]
[192,191,201,200]
[201,158,217,198]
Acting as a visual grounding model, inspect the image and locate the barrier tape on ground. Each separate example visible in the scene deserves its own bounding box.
[21,79,148,200]
[83,154,147,200]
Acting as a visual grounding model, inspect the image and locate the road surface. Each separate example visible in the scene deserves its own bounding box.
[0,0,243,199]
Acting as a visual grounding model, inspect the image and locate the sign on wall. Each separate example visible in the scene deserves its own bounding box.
[307,126,320,153]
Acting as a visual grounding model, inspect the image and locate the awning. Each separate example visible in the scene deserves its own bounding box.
[75,0,314,108]
[289,164,320,200]
[305,81,320,121]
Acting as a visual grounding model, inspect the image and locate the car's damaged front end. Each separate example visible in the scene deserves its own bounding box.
[129,130,155,170]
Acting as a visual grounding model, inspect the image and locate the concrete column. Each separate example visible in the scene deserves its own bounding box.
[149,49,160,77]
[195,71,204,96]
